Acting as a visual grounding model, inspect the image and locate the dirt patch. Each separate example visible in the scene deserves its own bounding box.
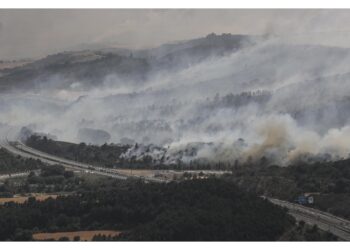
[0,194,58,204]
[33,230,122,241]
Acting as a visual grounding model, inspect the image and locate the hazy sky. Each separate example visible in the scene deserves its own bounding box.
[1,9,350,59]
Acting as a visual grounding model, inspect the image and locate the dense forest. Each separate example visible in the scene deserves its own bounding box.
[0,178,298,241]
[26,135,129,168]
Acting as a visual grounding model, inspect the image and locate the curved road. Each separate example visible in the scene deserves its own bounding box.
[0,139,165,183]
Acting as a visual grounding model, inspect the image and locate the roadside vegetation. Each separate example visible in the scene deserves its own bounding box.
[0,164,82,198]
[0,148,44,174]
[222,158,350,221]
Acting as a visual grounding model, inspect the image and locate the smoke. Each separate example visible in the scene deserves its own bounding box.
[4,9,350,60]
[2,34,350,166]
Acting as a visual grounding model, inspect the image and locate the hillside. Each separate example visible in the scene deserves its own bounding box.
[3,33,350,166]
[0,33,252,93]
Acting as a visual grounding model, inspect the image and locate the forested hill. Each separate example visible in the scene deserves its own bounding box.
[0,33,251,92]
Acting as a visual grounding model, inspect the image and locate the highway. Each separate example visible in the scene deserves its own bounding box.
[0,132,229,183]
[0,138,166,182]
[267,197,350,241]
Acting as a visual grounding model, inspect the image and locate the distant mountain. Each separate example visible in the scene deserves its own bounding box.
[0,51,150,92]
[137,33,256,69]
[0,33,254,93]
[0,59,33,70]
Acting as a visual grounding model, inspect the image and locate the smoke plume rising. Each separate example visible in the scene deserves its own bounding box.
[2,32,350,166]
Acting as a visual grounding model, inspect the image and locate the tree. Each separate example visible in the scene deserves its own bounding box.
[58,236,70,241]
[73,236,80,241]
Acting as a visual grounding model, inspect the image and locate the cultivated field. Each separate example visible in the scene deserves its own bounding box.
[32,230,122,241]
[115,169,230,180]
[116,169,156,177]
[0,193,58,204]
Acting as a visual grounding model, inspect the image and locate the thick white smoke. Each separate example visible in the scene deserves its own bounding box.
[2,37,350,166]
